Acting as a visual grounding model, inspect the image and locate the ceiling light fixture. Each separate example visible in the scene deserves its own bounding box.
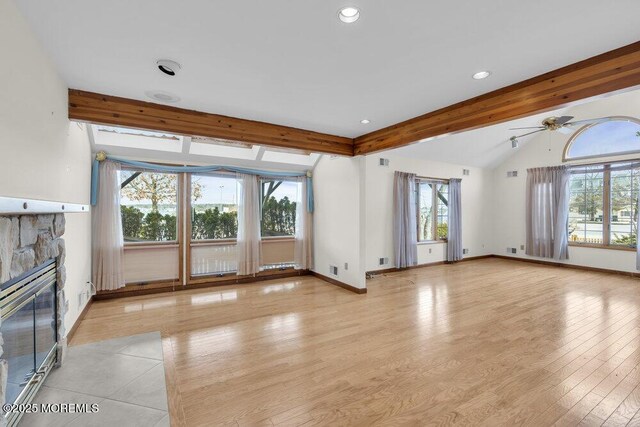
[338,6,360,23]
[472,70,491,80]
[144,90,181,103]
[360,119,370,124]
[510,136,519,149]
[156,59,181,76]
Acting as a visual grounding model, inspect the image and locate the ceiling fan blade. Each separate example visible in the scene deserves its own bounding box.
[554,116,574,125]
[565,117,610,127]
[517,129,546,138]
[509,126,545,131]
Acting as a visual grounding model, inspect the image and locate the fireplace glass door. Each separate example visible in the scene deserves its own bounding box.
[3,298,36,406]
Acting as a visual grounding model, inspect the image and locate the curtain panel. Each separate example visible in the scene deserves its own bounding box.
[447,179,463,262]
[92,161,125,291]
[525,166,570,260]
[393,171,418,268]
[294,176,313,270]
[237,174,261,275]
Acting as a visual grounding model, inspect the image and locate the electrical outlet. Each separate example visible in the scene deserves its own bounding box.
[344,262,349,271]
[428,248,432,254]
[463,169,470,176]
[329,265,338,276]
[506,247,517,254]
[463,248,469,255]
[378,257,389,265]
[379,158,389,166]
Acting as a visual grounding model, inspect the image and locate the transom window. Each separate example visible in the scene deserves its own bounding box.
[417,179,449,242]
[569,162,639,249]
[564,117,640,162]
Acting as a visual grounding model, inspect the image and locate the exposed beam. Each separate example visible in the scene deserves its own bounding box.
[354,41,640,155]
[68,90,354,156]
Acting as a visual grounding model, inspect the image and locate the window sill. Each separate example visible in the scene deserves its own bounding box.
[124,242,179,250]
[417,240,447,245]
[569,243,636,252]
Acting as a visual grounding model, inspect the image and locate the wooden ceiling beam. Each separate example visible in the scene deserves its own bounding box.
[68,90,355,156]
[354,41,640,155]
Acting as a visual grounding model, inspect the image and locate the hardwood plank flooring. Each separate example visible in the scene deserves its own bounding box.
[70,258,640,426]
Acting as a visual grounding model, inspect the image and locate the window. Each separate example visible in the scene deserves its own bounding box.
[190,174,238,240]
[120,170,179,242]
[261,179,298,237]
[564,117,640,161]
[417,179,449,242]
[569,163,639,249]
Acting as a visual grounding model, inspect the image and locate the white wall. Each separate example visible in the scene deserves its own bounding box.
[364,154,494,272]
[492,90,640,272]
[313,156,366,289]
[0,0,92,329]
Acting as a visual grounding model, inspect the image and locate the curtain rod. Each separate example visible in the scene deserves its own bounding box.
[416,175,450,183]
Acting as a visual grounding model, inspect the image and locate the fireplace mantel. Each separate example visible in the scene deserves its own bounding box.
[0,196,90,215]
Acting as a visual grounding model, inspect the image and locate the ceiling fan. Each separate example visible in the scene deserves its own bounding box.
[509,116,608,139]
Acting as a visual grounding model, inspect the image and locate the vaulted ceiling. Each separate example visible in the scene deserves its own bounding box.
[15,0,640,140]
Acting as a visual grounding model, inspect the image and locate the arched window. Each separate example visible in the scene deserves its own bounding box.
[563,116,640,162]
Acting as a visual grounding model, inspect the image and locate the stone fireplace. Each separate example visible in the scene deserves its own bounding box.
[0,213,68,425]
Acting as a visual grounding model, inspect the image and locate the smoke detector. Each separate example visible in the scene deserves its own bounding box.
[156,59,181,76]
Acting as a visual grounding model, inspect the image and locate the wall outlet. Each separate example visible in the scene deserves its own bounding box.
[463,169,470,176]
[507,170,518,178]
[344,262,349,271]
[506,247,517,254]
[463,248,469,255]
[379,158,389,166]
[329,265,338,276]
[378,257,389,266]
[428,248,432,254]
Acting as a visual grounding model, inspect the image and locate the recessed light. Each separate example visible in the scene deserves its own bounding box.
[472,70,491,80]
[360,119,370,124]
[156,59,181,76]
[145,90,181,103]
[338,6,360,23]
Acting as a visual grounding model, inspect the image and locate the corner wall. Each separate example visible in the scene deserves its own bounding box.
[0,0,92,329]
[312,156,366,289]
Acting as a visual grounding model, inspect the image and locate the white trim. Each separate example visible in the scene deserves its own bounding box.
[0,196,90,214]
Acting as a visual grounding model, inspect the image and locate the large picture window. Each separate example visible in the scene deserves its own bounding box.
[569,163,639,249]
[261,179,298,237]
[120,170,179,242]
[417,179,449,242]
[190,174,238,240]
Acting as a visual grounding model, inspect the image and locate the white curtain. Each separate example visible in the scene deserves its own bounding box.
[393,171,418,268]
[237,173,261,275]
[525,166,570,260]
[294,176,313,270]
[447,178,463,262]
[92,161,125,291]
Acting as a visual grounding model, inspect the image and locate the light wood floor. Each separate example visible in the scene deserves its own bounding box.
[71,258,640,426]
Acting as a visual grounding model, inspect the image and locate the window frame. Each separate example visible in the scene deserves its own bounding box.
[562,116,640,162]
[416,177,449,244]
[568,161,639,251]
[120,167,183,247]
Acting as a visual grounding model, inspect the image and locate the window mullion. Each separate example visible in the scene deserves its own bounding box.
[432,185,438,241]
[604,166,611,246]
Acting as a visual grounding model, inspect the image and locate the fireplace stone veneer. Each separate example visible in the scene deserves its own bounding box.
[0,214,68,421]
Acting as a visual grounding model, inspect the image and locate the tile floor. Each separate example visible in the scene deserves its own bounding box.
[20,332,169,427]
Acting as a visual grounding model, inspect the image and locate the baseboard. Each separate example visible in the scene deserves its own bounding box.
[492,254,640,278]
[366,254,493,276]
[309,271,367,294]
[94,270,310,300]
[66,296,93,343]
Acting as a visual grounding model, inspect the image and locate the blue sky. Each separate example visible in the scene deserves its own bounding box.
[569,120,640,158]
